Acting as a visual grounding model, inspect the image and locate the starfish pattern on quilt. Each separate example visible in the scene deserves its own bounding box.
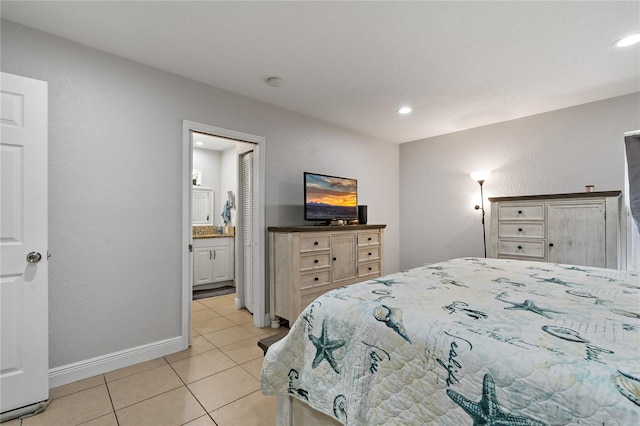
[501,298,563,319]
[370,278,398,287]
[531,275,575,287]
[441,278,469,287]
[554,264,592,273]
[308,319,346,374]
[446,374,546,426]
[493,277,526,287]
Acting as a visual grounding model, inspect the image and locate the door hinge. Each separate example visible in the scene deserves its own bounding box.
[189,244,193,252]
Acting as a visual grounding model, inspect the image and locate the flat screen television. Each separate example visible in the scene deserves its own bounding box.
[304,172,358,224]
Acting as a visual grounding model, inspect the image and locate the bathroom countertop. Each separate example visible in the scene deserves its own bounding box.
[193,234,234,239]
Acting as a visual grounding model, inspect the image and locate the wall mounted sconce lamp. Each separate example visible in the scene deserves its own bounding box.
[470,170,491,257]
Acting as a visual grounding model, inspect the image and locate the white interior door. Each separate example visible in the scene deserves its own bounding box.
[1,72,49,413]
[241,151,255,313]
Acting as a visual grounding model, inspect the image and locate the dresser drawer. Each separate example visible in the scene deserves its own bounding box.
[358,231,380,247]
[300,270,331,290]
[300,288,332,312]
[270,225,386,324]
[498,240,545,258]
[299,235,330,252]
[498,222,545,239]
[358,262,380,277]
[299,253,331,272]
[499,204,544,221]
[499,255,547,262]
[358,247,380,262]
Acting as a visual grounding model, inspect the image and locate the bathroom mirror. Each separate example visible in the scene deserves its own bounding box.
[193,187,214,225]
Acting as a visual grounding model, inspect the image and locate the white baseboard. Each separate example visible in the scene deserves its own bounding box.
[48,336,186,389]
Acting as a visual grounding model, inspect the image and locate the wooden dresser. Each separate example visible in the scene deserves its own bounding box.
[489,191,621,269]
[268,224,385,327]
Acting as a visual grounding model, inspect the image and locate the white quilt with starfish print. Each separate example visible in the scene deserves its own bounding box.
[261,257,640,425]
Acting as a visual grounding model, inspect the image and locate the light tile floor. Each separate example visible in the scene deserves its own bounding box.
[6,293,281,426]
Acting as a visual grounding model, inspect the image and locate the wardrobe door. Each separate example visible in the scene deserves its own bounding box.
[547,202,605,267]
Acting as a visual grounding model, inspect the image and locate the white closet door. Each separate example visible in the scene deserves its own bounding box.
[1,72,49,413]
[241,151,254,313]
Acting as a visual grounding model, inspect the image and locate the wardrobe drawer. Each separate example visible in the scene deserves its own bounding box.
[358,247,380,262]
[498,240,545,258]
[299,235,330,252]
[358,231,380,247]
[499,204,544,221]
[358,262,380,277]
[299,253,331,272]
[498,222,545,239]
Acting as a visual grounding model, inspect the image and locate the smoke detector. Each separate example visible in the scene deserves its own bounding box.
[266,77,284,87]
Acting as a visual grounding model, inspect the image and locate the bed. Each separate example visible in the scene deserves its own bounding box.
[260,257,640,425]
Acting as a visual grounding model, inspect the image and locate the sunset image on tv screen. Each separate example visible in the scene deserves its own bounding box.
[305,174,357,220]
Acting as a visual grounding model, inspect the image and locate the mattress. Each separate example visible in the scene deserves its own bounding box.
[261,258,640,425]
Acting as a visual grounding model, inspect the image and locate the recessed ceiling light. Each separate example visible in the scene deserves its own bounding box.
[398,106,412,115]
[195,141,203,146]
[616,33,640,47]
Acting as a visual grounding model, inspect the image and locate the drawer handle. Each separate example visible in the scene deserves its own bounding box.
[313,241,319,246]
[333,257,337,261]
[368,252,372,256]
[517,245,523,250]
[368,267,372,271]
[517,210,523,214]
[314,277,319,281]
[368,237,372,241]
[314,259,319,264]
[518,228,523,232]
[549,243,554,247]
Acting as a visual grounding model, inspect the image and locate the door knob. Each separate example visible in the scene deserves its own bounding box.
[27,252,42,263]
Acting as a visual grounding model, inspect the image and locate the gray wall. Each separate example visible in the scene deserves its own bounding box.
[399,93,640,270]
[1,20,400,369]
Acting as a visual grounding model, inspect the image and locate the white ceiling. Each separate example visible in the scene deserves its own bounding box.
[2,1,639,144]
[193,132,237,151]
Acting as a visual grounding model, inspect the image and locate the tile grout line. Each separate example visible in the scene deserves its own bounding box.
[165,360,219,426]
[184,296,265,425]
[183,295,244,425]
[102,297,237,423]
[99,373,119,426]
[41,294,268,426]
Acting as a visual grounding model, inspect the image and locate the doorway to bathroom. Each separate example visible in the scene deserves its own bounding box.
[191,132,252,300]
[181,121,266,348]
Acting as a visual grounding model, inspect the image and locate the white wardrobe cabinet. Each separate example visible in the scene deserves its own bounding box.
[489,191,621,269]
